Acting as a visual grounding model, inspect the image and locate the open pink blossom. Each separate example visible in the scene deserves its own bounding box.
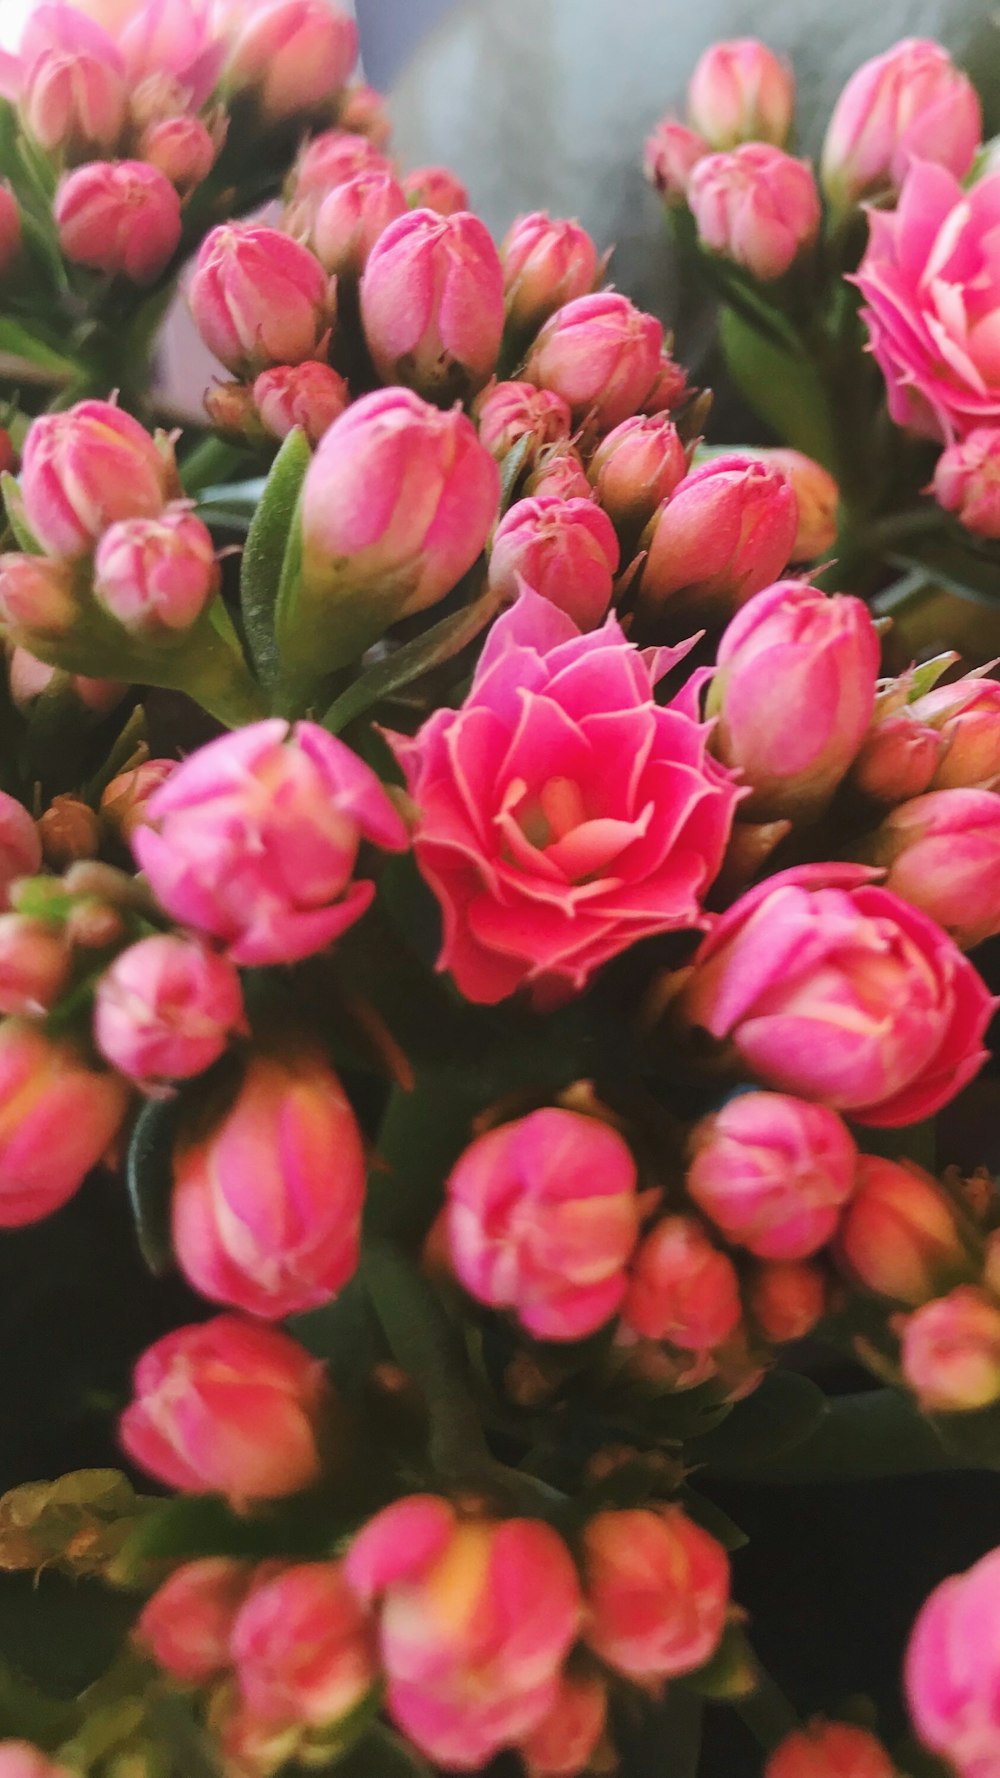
[907,1545,1000,1776]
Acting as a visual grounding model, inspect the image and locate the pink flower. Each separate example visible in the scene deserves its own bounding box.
[588,414,688,535]
[55,159,181,285]
[525,448,594,502]
[688,1092,858,1260]
[338,84,392,150]
[911,672,1000,791]
[99,758,175,843]
[189,223,333,376]
[344,1496,583,1771]
[902,1286,1000,1413]
[852,706,941,805]
[0,1748,72,1778]
[835,1155,970,1306]
[360,208,504,399]
[136,1557,253,1683]
[855,162,1000,442]
[500,212,599,334]
[253,361,348,447]
[620,1214,742,1350]
[94,934,245,1084]
[0,556,76,640]
[488,495,620,629]
[0,187,21,278]
[872,788,1000,949]
[518,1673,608,1778]
[749,1260,827,1344]
[172,1045,365,1320]
[582,1505,730,1681]
[388,590,741,1005]
[0,1021,128,1227]
[689,144,820,281]
[0,915,71,1016]
[821,39,981,209]
[231,1561,377,1726]
[21,43,126,156]
[19,400,170,559]
[445,1107,641,1340]
[747,448,839,560]
[907,1545,1000,1776]
[226,0,357,122]
[94,507,219,636]
[139,113,221,192]
[766,1720,896,1778]
[644,118,708,204]
[687,38,794,149]
[708,579,881,819]
[524,291,663,433]
[474,380,572,463]
[132,719,408,967]
[934,429,1000,539]
[312,166,407,278]
[639,455,797,616]
[402,166,470,216]
[683,863,994,1127]
[119,1314,331,1506]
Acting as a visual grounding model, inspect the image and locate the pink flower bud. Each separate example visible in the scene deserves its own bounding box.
[0,915,71,1016]
[902,1286,1000,1413]
[204,379,260,441]
[136,1557,253,1683]
[640,456,797,617]
[688,1092,858,1260]
[231,1562,377,1726]
[288,129,389,221]
[906,1546,1000,1774]
[360,208,504,400]
[226,0,358,123]
[119,1315,332,1505]
[620,1214,742,1351]
[300,387,500,619]
[402,166,470,216]
[0,1020,128,1226]
[689,145,820,281]
[872,788,1000,949]
[852,706,941,804]
[687,39,794,149]
[253,361,348,446]
[20,399,170,558]
[0,555,76,640]
[445,1107,641,1342]
[338,84,392,150]
[821,39,981,210]
[94,934,245,1085]
[524,291,663,433]
[588,413,687,534]
[21,45,126,156]
[836,1155,971,1306]
[766,1720,896,1778]
[934,429,1000,539]
[55,159,181,285]
[0,187,21,278]
[189,224,333,377]
[38,795,98,870]
[7,652,124,718]
[0,1748,71,1778]
[99,758,176,843]
[500,212,599,335]
[582,1504,730,1681]
[312,166,407,278]
[518,1674,608,1778]
[749,1260,827,1344]
[344,1496,582,1770]
[524,447,594,502]
[133,719,408,967]
[911,673,1000,792]
[94,506,219,636]
[644,118,708,203]
[641,352,691,416]
[474,380,572,463]
[139,113,221,192]
[709,579,880,819]
[488,495,620,629]
[746,448,839,560]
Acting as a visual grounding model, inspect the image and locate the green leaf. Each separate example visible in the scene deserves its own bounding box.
[1,471,43,553]
[689,1371,828,1469]
[718,304,839,471]
[240,427,311,682]
[0,1659,78,1749]
[498,432,532,512]
[125,1097,179,1277]
[679,1487,749,1551]
[321,578,501,735]
[333,1723,434,1778]
[117,1494,276,1576]
[0,320,78,380]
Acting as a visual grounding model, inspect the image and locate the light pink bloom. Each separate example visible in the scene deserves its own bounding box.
[852,704,942,805]
[934,428,1000,539]
[474,380,572,463]
[133,719,408,967]
[640,455,797,615]
[0,556,76,639]
[488,495,620,629]
[907,1545,1000,1775]
[55,159,181,285]
[94,507,219,636]
[99,759,176,843]
[139,113,220,192]
[19,400,169,559]
[189,223,333,376]
[226,0,357,123]
[620,1214,742,1350]
[873,788,1000,949]
[402,165,469,216]
[360,208,504,399]
[312,166,407,279]
[912,672,1000,791]
[749,1260,827,1344]
[766,1720,896,1778]
[287,128,389,222]
[388,590,740,1006]
[345,1496,583,1771]
[445,1107,641,1340]
[582,1505,730,1681]
[0,1021,128,1227]
[500,212,599,334]
[821,39,981,209]
[0,187,20,277]
[684,862,995,1126]
[747,448,839,560]
[644,118,708,204]
[688,1092,858,1260]
[119,1314,331,1505]
[0,1747,72,1778]
[588,413,687,534]
[835,1154,970,1306]
[689,144,820,282]
[94,934,245,1084]
[253,361,348,446]
[21,43,126,156]
[119,0,223,110]
[338,83,392,150]
[231,1562,377,1725]
[525,448,594,502]
[687,38,794,149]
[902,1286,1000,1413]
[0,915,71,1016]
[524,291,663,432]
[136,1557,253,1683]
[518,1673,608,1778]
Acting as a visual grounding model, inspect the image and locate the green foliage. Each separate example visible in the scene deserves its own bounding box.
[240,428,312,684]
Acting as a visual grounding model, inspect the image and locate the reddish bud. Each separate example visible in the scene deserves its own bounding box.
[474,380,572,463]
[189,223,333,377]
[525,291,663,433]
[94,934,245,1085]
[0,916,71,1016]
[836,1155,972,1306]
[0,1021,128,1227]
[488,494,620,629]
[588,412,687,534]
[640,455,797,617]
[136,1558,253,1683]
[253,361,348,446]
[360,208,504,400]
[500,212,599,334]
[621,1214,742,1352]
[582,1505,730,1682]
[644,117,708,203]
[55,159,182,285]
[402,166,470,216]
[750,1260,828,1344]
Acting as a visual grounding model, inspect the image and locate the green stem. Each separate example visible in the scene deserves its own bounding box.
[179,436,258,497]
[710,1390,990,1483]
[172,624,269,728]
[735,1668,800,1753]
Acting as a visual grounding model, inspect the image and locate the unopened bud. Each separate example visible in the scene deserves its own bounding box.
[836,1155,973,1306]
[38,796,99,870]
[0,915,72,1016]
[749,1260,827,1344]
[902,1285,1000,1413]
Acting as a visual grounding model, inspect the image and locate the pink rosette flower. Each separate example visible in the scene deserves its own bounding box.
[907,1545,1000,1776]
[589,413,687,535]
[445,1107,641,1340]
[94,507,219,637]
[136,1557,254,1683]
[94,934,245,1084]
[682,863,995,1127]
[474,381,572,463]
[231,1561,377,1729]
[688,144,820,282]
[687,1092,858,1260]
[687,39,794,150]
[360,208,504,399]
[402,166,470,216]
[0,1021,128,1227]
[21,42,126,156]
[582,1505,730,1682]
[55,159,181,285]
[0,187,21,277]
[518,1674,608,1778]
[766,1720,896,1778]
[0,791,42,905]
[344,1496,582,1770]
[836,1155,971,1306]
[855,163,1000,442]
[19,399,170,559]
[253,361,348,446]
[488,495,620,629]
[871,788,1000,949]
[639,455,797,616]
[524,291,663,433]
[119,1315,331,1506]
[911,672,1000,792]
[139,113,221,193]
[500,212,599,335]
[934,429,1000,539]
[644,118,708,204]
[388,590,740,1006]
[189,224,333,377]
[619,1214,742,1351]
[312,166,407,278]
[821,39,981,210]
[901,1286,1000,1414]
[132,719,408,967]
[226,0,358,122]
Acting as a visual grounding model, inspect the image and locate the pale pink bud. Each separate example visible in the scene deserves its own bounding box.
[119,1314,332,1505]
[902,1285,1000,1412]
[94,507,219,637]
[766,1720,896,1778]
[402,166,470,216]
[136,1557,253,1683]
[524,291,663,433]
[338,84,392,150]
[20,399,169,558]
[821,39,981,210]
[906,1545,1000,1774]
[709,579,881,818]
[0,555,77,639]
[8,652,124,717]
[0,1020,128,1226]
[99,758,176,843]
[687,39,794,149]
[519,1674,608,1778]
[21,45,126,156]
[189,223,333,377]
[488,495,620,629]
[231,1562,377,1726]
[688,1092,858,1260]
[500,212,599,334]
[641,352,690,415]
[0,916,71,1016]
[644,117,708,203]
[582,1504,730,1681]
[835,1155,971,1306]
[934,429,1000,540]
[360,208,504,400]
[588,413,687,534]
[640,456,797,617]
[289,129,390,216]
[749,1260,827,1344]
[301,387,500,619]
[689,145,820,281]
[445,1107,641,1341]
[912,673,1000,792]
[0,794,42,902]
[0,1747,72,1778]
[253,361,348,446]
[312,166,407,278]
[474,380,572,463]
[139,113,221,192]
[750,448,839,560]
[621,1214,742,1351]
[94,934,245,1085]
[0,187,21,278]
[227,1,358,124]
[524,447,594,502]
[872,788,1000,949]
[852,707,941,804]
[134,719,408,967]
[55,159,181,285]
